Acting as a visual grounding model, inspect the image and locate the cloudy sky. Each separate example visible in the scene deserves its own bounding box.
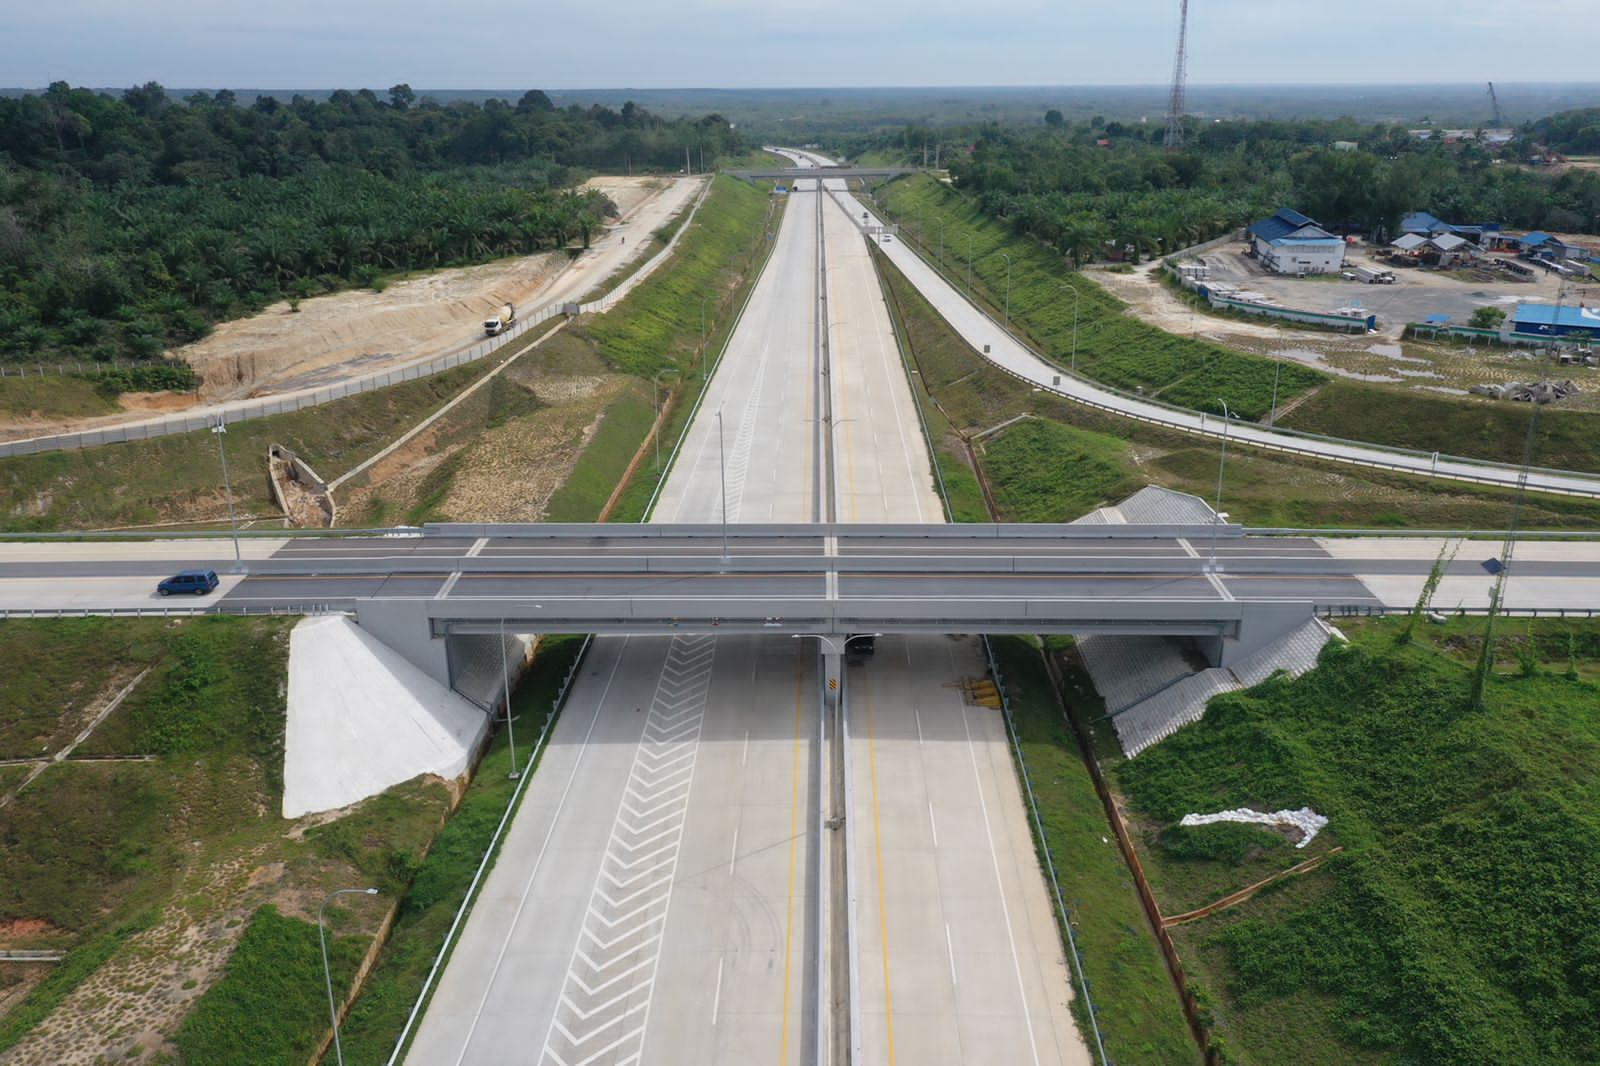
[3,0,1597,89]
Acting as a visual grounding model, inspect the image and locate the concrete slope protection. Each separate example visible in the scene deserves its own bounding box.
[407,182,827,1066]
[780,148,1600,500]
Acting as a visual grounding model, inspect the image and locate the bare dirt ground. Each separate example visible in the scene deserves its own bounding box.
[1088,251,1600,411]
[337,336,629,525]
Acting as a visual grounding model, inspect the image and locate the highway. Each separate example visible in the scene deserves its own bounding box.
[405,179,829,1066]
[776,148,1600,501]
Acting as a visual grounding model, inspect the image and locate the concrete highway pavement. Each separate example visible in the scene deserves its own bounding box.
[409,176,828,1066]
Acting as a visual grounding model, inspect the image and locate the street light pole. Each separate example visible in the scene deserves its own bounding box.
[1208,398,1233,573]
[211,418,244,573]
[966,233,974,294]
[700,295,712,367]
[716,408,730,562]
[1268,361,1283,426]
[499,617,519,779]
[1062,281,1082,373]
[998,252,1012,324]
[937,216,945,269]
[653,369,678,470]
[319,887,378,1066]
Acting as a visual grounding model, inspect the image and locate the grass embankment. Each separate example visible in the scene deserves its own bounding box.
[1276,379,1600,475]
[877,174,1323,421]
[878,251,1600,529]
[563,173,778,522]
[0,617,451,1059]
[989,636,1202,1065]
[879,173,1600,473]
[1106,618,1600,1066]
[0,375,120,422]
[0,359,491,531]
[332,635,586,1064]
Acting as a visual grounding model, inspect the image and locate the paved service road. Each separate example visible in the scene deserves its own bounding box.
[779,150,1600,501]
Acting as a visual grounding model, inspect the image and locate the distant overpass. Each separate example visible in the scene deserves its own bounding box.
[725,165,922,182]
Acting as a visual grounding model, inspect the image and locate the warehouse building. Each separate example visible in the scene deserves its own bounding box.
[1246,209,1346,275]
[1512,303,1600,340]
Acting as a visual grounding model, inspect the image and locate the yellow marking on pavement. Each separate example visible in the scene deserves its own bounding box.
[779,660,805,1065]
[862,670,896,1064]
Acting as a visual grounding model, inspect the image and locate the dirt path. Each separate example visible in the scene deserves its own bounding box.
[0,177,703,440]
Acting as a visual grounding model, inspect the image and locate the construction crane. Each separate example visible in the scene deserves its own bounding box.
[1164,0,1190,149]
[1487,81,1504,128]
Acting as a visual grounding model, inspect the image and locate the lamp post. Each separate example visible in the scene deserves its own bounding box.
[499,617,519,779]
[1208,398,1233,573]
[1060,280,1082,373]
[966,233,974,294]
[1268,360,1283,426]
[319,887,379,1066]
[716,408,730,562]
[699,295,712,366]
[997,252,1012,324]
[936,216,946,269]
[211,418,244,573]
[653,368,679,470]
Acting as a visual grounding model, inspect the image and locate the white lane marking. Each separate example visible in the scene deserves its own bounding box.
[729,826,740,878]
[945,923,958,988]
[449,638,628,1066]
[712,957,725,1026]
[927,801,939,848]
[1177,538,1199,558]
[914,707,923,746]
[536,635,717,1066]
[434,571,462,600]
[960,703,1043,1066]
[1205,569,1236,601]
[742,729,749,767]
[466,536,489,557]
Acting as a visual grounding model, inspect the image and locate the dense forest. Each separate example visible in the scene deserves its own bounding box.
[0,83,746,364]
[860,114,1600,266]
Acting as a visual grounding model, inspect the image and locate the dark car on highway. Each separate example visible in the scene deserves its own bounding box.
[157,569,219,596]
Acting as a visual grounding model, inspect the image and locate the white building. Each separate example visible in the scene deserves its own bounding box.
[1246,209,1346,275]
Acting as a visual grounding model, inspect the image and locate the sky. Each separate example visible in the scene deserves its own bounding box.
[3,0,1598,90]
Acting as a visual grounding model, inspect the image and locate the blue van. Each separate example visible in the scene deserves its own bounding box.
[157,569,219,596]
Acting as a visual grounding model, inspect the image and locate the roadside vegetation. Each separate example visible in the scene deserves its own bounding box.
[874,158,1600,470]
[0,616,452,1060]
[0,82,746,366]
[1097,617,1600,1066]
[0,358,491,531]
[988,636,1202,1065]
[877,251,1600,530]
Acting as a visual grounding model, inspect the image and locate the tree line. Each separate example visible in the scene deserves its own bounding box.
[858,113,1600,266]
[0,83,746,365]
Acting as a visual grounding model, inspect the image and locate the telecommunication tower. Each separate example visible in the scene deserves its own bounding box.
[1164,0,1190,149]
[1487,81,1504,127]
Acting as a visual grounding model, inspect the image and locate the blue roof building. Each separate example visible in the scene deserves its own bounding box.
[1512,303,1600,339]
[1400,211,1500,241]
[1246,209,1346,274]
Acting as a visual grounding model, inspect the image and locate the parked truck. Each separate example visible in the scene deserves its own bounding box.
[483,303,516,336]
[1352,266,1396,284]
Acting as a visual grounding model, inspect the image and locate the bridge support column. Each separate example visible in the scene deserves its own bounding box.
[354,600,450,689]
[1201,601,1316,669]
[822,650,842,708]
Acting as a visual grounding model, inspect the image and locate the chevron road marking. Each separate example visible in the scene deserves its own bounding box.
[538,635,716,1066]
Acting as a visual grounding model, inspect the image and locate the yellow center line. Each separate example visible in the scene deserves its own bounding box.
[862,670,896,1064]
[779,658,804,1066]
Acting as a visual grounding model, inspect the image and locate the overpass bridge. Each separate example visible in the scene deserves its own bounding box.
[10,521,1600,702]
[726,165,921,182]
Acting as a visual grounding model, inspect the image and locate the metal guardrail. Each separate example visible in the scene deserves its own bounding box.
[981,635,1109,1066]
[0,602,350,620]
[1319,603,1598,619]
